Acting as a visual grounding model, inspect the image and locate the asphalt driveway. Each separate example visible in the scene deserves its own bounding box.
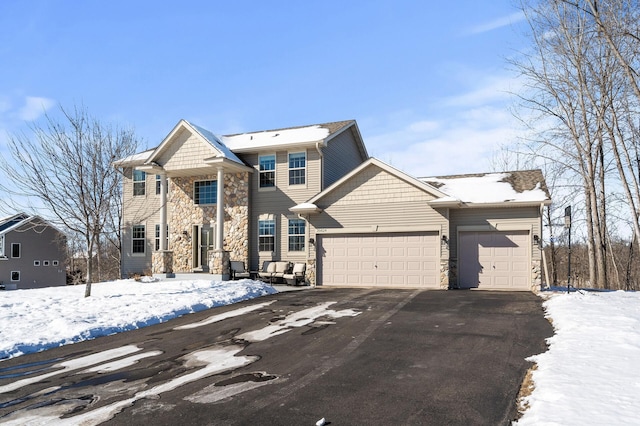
[0,288,552,425]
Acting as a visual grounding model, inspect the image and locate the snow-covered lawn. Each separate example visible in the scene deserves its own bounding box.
[516,290,640,425]
[0,278,277,360]
[1,280,639,424]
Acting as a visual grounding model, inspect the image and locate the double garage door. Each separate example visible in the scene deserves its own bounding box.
[458,231,531,291]
[318,232,440,287]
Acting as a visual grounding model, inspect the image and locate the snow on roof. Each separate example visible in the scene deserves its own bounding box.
[114,149,154,166]
[421,172,550,204]
[221,125,330,150]
[186,121,244,165]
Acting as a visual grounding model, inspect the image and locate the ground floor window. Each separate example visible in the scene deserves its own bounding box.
[258,219,275,252]
[288,218,305,252]
[132,225,145,254]
[155,224,169,251]
[11,271,20,281]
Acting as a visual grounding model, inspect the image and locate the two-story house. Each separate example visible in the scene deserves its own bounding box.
[0,213,67,290]
[117,119,551,291]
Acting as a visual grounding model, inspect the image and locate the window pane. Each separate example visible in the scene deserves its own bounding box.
[132,225,145,254]
[133,170,146,196]
[259,155,276,188]
[194,180,217,204]
[288,152,306,185]
[258,219,275,252]
[11,243,20,258]
[288,219,305,251]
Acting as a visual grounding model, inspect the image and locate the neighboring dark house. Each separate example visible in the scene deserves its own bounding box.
[0,213,67,290]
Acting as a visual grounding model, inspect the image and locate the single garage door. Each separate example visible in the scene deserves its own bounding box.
[458,231,530,290]
[318,232,440,287]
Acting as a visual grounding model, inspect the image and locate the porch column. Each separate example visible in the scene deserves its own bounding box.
[216,167,224,250]
[159,172,168,251]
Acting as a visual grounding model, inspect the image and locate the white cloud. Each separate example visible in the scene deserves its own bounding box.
[467,11,526,35]
[365,71,525,177]
[18,96,55,121]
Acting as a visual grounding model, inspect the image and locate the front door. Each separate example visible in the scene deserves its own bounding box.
[193,224,215,271]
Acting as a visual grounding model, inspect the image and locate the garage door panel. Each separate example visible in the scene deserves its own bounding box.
[459,231,530,291]
[319,232,440,288]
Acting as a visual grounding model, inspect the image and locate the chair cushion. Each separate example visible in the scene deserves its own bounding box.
[275,262,289,274]
[292,263,306,274]
[266,262,277,273]
[230,261,245,272]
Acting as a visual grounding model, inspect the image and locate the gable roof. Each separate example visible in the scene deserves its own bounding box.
[419,169,551,206]
[220,120,359,153]
[0,213,65,237]
[290,158,451,214]
[144,120,246,168]
[114,119,366,170]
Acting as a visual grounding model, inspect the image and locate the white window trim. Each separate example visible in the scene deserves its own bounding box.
[258,154,277,192]
[193,180,218,205]
[132,224,146,256]
[11,271,20,281]
[34,260,41,266]
[52,260,59,266]
[258,214,276,253]
[43,260,50,266]
[11,243,20,259]
[287,150,307,187]
[133,169,146,196]
[287,217,306,253]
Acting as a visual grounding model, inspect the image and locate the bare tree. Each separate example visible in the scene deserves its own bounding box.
[0,105,139,296]
[512,0,638,287]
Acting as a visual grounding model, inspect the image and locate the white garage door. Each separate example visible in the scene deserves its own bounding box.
[458,231,530,290]
[318,232,440,288]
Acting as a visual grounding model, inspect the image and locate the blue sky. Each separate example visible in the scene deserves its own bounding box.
[0,1,529,177]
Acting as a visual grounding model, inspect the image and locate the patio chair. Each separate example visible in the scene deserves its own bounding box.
[283,262,306,286]
[230,261,250,280]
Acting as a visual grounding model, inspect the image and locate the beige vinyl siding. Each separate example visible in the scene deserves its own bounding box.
[311,166,448,250]
[121,168,163,276]
[449,206,541,260]
[239,148,320,270]
[156,128,220,175]
[322,127,367,188]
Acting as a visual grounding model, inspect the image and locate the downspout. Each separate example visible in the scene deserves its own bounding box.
[316,141,324,190]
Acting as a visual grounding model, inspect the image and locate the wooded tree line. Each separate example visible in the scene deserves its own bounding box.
[511,0,640,289]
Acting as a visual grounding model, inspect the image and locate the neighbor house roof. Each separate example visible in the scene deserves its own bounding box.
[419,169,551,206]
[0,213,65,236]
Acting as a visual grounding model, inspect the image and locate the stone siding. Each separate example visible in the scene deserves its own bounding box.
[167,172,249,273]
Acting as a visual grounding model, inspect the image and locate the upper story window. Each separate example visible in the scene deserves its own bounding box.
[133,170,146,196]
[288,152,306,185]
[288,218,305,252]
[132,225,145,255]
[11,243,21,258]
[259,155,276,188]
[258,219,275,252]
[0,235,4,257]
[194,180,217,205]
